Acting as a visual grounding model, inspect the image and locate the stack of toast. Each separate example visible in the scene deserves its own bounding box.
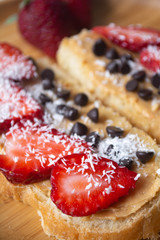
[1,29,160,240]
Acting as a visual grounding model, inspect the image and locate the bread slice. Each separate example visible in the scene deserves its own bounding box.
[1,59,160,240]
[57,30,160,143]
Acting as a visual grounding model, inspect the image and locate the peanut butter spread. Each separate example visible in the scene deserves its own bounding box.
[27,62,160,221]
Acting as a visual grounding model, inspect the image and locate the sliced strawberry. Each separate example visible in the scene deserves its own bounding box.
[93,24,160,52]
[140,45,160,72]
[0,123,90,184]
[0,80,43,134]
[0,42,37,81]
[51,153,138,216]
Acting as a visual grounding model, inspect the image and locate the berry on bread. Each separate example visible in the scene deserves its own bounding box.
[0,123,90,184]
[0,43,37,80]
[0,80,43,134]
[140,45,160,72]
[51,153,138,216]
[93,24,160,52]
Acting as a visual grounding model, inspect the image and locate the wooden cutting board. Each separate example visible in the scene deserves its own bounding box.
[0,201,51,240]
[1,1,160,239]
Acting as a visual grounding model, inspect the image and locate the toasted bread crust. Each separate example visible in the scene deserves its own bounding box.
[1,172,160,240]
[57,30,160,143]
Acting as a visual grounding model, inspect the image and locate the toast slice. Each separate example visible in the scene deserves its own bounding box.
[57,30,160,143]
[1,59,160,240]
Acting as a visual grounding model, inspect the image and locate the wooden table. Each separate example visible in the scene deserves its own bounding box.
[1,1,160,239]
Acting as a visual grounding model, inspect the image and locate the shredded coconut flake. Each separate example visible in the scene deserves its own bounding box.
[98,133,154,167]
[156,169,160,176]
[0,78,41,125]
[0,46,37,80]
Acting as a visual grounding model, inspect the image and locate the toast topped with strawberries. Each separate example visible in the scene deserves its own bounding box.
[0,40,160,240]
[57,26,160,143]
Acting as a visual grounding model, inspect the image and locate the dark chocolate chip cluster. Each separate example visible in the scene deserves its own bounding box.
[32,59,154,172]
[92,38,132,75]
[104,125,154,169]
[37,67,100,140]
[92,38,160,102]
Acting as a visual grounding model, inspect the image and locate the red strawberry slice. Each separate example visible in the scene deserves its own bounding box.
[0,80,43,134]
[93,24,160,52]
[0,123,90,184]
[140,45,160,72]
[63,0,91,29]
[51,153,138,216]
[0,43,37,81]
[18,0,76,58]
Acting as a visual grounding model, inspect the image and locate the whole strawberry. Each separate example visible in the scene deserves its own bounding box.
[18,0,75,58]
[63,0,91,29]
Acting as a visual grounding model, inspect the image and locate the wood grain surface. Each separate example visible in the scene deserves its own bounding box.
[0,201,51,240]
[1,1,160,239]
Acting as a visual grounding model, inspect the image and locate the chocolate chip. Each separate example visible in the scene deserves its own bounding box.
[56,89,70,100]
[151,73,160,89]
[28,57,38,71]
[105,144,114,154]
[119,61,131,74]
[119,158,133,170]
[42,78,55,90]
[40,68,55,81]
[86,132,100,147]
[132,70,146,82]
[125,79,138,92]
[70,122,88,136]
[138,89,153,101]
[87,108,99,123]
[92,38,107,56]
[106,61,119,73]
[113,150,121,157]
[136,151,154,164]
[74,93,88,106]
[105,48,119,59]
[120,54,134,62]
[106,126,124,138]
[39,93,52,105]
[56,105,78,121]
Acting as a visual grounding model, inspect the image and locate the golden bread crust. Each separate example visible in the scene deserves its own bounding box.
[1,172,160,240]
[57,30,160,143]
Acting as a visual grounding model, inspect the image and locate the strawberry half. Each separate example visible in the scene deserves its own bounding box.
[93,24,160,52]
[0,43,37,81]
[0,80,43,134]
[140,45,160,72]
[51,153,138,216]
[0,123,90,184]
